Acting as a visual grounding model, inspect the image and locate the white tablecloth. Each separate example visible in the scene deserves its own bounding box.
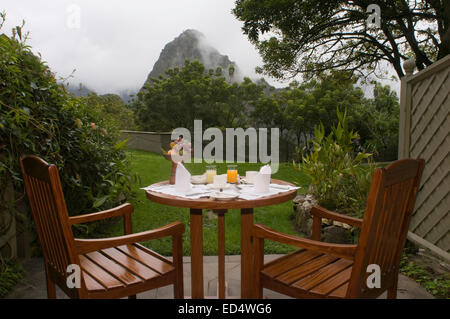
[141,183,300,200]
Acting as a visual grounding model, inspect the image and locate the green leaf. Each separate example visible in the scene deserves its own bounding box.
[92,195,109,209]
[114,139,128,150]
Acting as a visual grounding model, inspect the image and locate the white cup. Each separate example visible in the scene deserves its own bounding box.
[245,171,258,184]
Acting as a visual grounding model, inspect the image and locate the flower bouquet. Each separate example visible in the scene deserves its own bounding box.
[161,136,192,184]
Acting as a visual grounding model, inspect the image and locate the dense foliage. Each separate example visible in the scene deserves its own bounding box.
[0,17,133,236]
[360,83,400,161]
[251,71,399,161]
[300,109,375,218]
[0,257,23,298]
[135,60,399,162]
[81,93,136,130]
[134,60,265,132]
[233,0,450,79]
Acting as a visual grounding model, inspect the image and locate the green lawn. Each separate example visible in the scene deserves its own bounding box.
[104,149,310,256]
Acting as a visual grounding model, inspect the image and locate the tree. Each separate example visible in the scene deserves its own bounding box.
[0,16,133,223]
[233,0,450,79]
[83,93,136,130]
[134,60,264,132]
[360,83,400,161]
[251,71,367,159]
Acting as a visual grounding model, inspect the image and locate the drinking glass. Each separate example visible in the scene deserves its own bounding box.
[205,165,217,184]
[227,165,238,183]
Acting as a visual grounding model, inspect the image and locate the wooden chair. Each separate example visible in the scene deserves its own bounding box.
[252,159,425,299]
[20,155,184,299]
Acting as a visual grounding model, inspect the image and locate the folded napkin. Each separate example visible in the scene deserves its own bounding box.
[175,163,192,193]
[213,174,227,188]
[254,165,271,194]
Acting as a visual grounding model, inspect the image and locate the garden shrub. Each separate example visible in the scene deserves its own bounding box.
[0,257,23,298]
[300,109,375,218]
[0,16,134,239]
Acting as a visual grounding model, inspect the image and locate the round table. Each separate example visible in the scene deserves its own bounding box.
[146,179,298,299]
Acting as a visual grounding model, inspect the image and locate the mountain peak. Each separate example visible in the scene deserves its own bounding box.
[143,29,241,86]
[179,29,205,39]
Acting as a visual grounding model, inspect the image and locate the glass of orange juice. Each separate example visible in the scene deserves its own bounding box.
[227,165,238,183]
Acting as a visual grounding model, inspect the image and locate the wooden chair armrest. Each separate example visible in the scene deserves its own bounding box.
[74,221,185,254]
[253,224,356,260]
[310,206,363,227]
[69,203,133,225]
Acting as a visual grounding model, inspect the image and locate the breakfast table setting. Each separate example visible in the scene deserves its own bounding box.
[142,162,300,299]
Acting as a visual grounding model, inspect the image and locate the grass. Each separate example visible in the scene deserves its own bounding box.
[103,149,310,256]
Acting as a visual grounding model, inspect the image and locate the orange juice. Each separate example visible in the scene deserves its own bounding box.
[227,165,238,183]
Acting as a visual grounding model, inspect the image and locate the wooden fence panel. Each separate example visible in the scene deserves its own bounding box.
[399,56,450,262]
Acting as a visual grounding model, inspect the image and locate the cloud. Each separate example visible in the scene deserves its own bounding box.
[1,0,400,96]
[1,0,272,94]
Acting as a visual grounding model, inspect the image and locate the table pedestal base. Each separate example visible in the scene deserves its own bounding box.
[189,208,255,299]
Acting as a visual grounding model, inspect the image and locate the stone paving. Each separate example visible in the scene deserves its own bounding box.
[6,255,433,299]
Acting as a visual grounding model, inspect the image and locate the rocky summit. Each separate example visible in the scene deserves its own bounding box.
[142,29,242,86]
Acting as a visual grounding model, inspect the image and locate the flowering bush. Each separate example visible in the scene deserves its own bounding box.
[299,109,375,218]
[0,17,134,238]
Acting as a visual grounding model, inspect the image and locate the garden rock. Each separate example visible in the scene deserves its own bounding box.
[293,193,354,244]
[293,194,318,238]
[321,225,353,244]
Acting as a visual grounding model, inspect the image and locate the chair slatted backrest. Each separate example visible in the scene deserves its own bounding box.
[348,159,424,298]
[20,156,78,282]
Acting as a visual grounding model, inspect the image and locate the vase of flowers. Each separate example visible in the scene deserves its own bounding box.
[162,135,192,184]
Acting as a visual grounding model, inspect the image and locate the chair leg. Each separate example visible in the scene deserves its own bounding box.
[387,278,398,299]
[173,234,184,299]
[387,287,397,299]
[173,262,184,299]
[254,237,264,299]
[387,285,397,299]
[387,273,398,299]
[46,274,56,299]
[174,281,184,299]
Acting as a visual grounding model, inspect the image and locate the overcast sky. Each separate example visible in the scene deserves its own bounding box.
[1,0,399,96]
[1,0,279,94]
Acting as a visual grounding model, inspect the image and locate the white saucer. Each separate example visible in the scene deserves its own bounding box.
[210,191,239,201]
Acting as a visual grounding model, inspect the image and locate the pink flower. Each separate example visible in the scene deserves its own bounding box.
[91,123,96,130]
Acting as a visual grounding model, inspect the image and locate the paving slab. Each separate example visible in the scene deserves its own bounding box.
[5,255,433,299]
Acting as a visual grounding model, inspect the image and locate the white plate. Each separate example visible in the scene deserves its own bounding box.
[270,184,294,190]
[191,175,206,184]
[207,184,232,190]
[210,191,239,201]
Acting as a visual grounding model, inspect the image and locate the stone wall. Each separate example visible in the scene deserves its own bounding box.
[121,129,295,162]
